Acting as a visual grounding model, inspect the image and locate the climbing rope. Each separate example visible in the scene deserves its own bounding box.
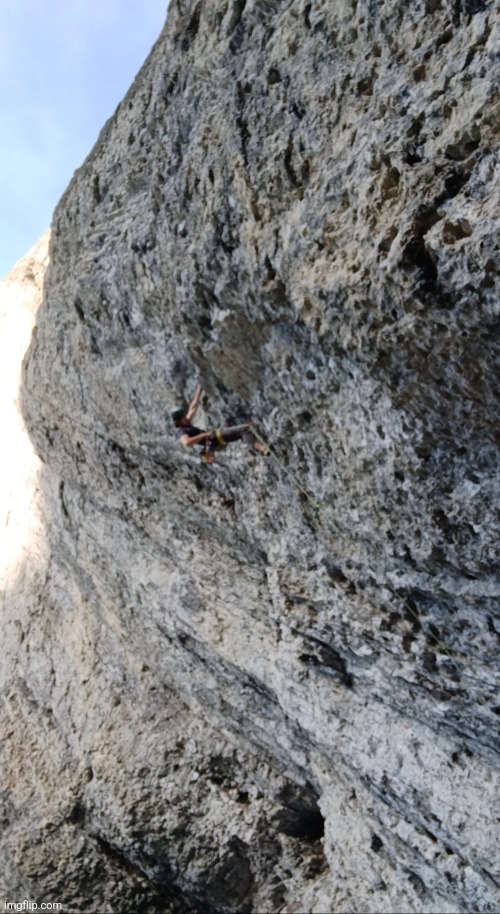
[249,423,323,516]
[34,408,495,702]
[248,422,494,703]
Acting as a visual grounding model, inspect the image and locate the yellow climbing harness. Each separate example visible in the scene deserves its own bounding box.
[215,428,228,448]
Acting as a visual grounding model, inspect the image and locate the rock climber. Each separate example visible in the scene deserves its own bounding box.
[171,385,269,464]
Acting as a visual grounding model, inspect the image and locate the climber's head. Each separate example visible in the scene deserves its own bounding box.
[171,406,188,426]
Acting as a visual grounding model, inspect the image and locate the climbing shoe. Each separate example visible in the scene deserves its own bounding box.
[250,443,270,457]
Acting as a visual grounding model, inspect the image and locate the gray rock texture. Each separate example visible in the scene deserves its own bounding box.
[2,0,500,911]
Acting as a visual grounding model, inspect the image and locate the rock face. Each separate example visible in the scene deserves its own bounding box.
[2,0,500,911]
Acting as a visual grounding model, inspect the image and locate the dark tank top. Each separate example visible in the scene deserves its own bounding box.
[175,424,206,446]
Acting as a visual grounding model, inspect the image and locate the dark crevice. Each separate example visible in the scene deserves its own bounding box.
[181,2,202,51]
[445,127,481,161]
[404,146,423,165]
[435,168,471,204]
[74,297,85,322]
[284,136,300,187]
[284,134,310,186]
[299,634,353,686]
[400,207,445,295]
[59,481,70,521]
[290,101,306,120]
[229,0,248,53]
[91,832,207,913]
[401,237,438,282]
[465,0,489,13]
[235,83,251,171]
[274,784,325,842]
[91,833,150,880]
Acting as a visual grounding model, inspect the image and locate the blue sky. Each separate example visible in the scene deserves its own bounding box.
[0,0,169,277]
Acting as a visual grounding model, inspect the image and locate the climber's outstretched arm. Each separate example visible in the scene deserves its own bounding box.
[180,431,211,448]
[186,385,203,421]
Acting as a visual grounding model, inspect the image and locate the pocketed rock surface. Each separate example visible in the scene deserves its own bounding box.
[2,1,500,911]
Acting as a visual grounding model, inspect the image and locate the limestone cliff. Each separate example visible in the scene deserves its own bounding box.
[2,0,500,911]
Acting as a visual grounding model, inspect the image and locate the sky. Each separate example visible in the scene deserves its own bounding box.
[0,0,169,278]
